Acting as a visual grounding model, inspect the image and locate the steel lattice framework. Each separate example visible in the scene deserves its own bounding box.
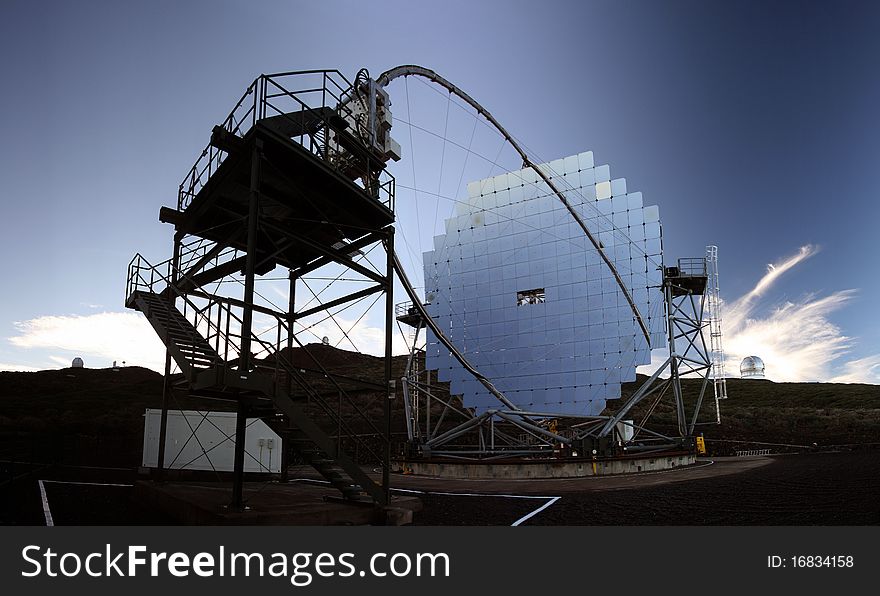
[382,65,722,459]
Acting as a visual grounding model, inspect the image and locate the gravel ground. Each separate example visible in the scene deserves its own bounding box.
[526,451,880,525]
[3,451,877,525]
[401,451,880,525]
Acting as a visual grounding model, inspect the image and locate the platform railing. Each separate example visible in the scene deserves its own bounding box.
[125,253,222,372]
[395,301,414,318]
[676,258,707,277]
[177,70,395,213]
[125,253,170,303]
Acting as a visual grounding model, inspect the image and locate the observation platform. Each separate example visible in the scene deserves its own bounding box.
[160,120,394,274]
[665,258,708,296]
[395,301,426,328]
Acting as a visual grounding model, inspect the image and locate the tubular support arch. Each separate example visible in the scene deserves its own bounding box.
[377,64,652,346]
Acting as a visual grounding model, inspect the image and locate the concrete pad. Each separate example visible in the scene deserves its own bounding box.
[388,456,773,495]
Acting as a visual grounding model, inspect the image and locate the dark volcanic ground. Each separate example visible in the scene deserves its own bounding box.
[2,353,880,526]
[4,451,878,525]
[532,451,880,525]
[408,451,880,526]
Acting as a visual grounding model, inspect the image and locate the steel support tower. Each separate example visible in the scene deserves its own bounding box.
[395,255,720,460]
[594,257,717,449]
[126,70,397,509]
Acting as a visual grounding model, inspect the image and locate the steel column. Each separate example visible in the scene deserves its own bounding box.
[383,228,394,505]
[231,397,248,510]
[238,139,262,371]
[156,349,172,480]
[231,139,262,511]
[666,282,688,437]
[287,269,295,397]
[156,231,182,481]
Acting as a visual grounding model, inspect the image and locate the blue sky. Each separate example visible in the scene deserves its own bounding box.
[1,0,879,382]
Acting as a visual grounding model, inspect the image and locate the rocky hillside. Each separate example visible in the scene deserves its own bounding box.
[2,346,878,465]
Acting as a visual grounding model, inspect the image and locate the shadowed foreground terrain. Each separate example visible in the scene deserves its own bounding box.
[531,451,880,525]
[4,452,877,525]
[1,346,879,525]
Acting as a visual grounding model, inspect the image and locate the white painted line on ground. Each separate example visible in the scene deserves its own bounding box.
[288,477,562,525]
[37,479,53,527]
[41,480,133,487]
[511,496,561,527]
[288,463,721,526]
[36,479,134,526]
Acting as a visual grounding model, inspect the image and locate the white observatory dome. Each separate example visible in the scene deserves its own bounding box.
[71,357,84,368]
[740,356,765,379]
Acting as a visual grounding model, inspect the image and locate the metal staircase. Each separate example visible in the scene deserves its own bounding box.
[265,406,382,504]
[125,253,386,505]
[127,290,222,381]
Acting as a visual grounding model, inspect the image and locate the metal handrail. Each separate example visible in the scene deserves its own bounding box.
[126,253,236,366]
[677,258,707,276]
[126,254,221,371]
[176,70,394,212]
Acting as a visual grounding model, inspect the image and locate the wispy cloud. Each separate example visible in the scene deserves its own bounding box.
[746,245,818,300]
[48,355,75,367]
[7,309,410,374]
[722,245,818,329]
[720,245,875,383]
[638,245,878,384]
[829,355,880,385]
[9,312,166,371]
[723,289,855,382]
[0,362,39,372]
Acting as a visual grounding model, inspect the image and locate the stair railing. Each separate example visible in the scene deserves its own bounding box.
[128,253,386,466]
[126,253,236,369]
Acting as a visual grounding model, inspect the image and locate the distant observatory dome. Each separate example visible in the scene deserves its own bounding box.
[740,356,765,379]
[71,357,84,368]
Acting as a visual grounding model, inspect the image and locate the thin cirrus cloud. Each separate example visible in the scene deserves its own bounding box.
[7,309,409,374]
[640,245,877,384]
[8,311,167,372]
[0,361,39,372]
[720,245,877,383]
[723,289,856,382]
[829,355,880,384]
